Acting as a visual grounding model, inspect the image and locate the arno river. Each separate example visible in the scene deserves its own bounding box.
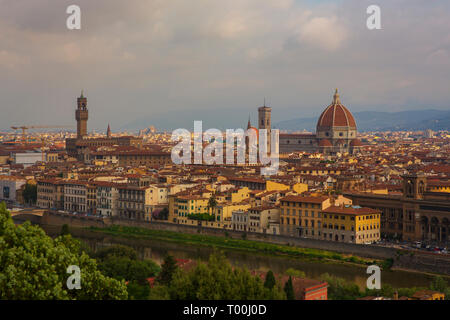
[43,225,440,290]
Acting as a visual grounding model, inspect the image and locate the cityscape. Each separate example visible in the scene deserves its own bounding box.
[0,0,449,308]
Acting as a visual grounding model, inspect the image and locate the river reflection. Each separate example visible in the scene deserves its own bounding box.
[43,225,438,290]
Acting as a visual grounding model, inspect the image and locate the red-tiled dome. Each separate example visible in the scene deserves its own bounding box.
[318,139,332,147]
[350,139,362,146]
[317,89,356,130]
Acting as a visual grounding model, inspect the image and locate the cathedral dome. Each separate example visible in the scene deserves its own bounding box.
[317,89,356,130]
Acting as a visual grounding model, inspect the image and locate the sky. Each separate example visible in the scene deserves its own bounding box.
[0,0,450,132]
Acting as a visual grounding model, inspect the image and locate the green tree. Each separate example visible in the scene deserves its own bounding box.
[285,268,306,278]
[148,285,170,300]
[156,255,178,286]
[127,280,151,300]
[94,244,160,297]
[0,202,128,299]
[264,270,276,289]
[168,252,286,300]
[207,195,218,214]
[430,276,449,299]
[60,224,70,236]
[320,273,361,300]
[284,276,295,300]
[22,183,37,205]
[94,244,138,261]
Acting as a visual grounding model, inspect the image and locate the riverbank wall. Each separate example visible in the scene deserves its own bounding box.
[38,211,450,275]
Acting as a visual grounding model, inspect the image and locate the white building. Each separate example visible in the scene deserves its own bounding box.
[12,151,45,167]
[232,210,249,232]
[0,176,26,203]
[248,206,279,234]
[64,181,88,213]
[96,182,119,217]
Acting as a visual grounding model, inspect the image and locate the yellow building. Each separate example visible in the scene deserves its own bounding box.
[214,202,251,227]
[175,195,209,224]
[292,183,308,194]
[266,181,290,192]
[279,195,352,238]
[428,181,450,193]
[322,205,381,244]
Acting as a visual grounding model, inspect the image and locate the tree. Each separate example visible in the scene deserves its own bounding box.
[160,208,169,220]
[96,246,160,301]
[156,255,178,286]
[94,244,138,261]
[168,252,286,300]
[284,276,295,300]
[60,224,70,236]
[207,195,218,214]
[430,276,449,299]
[264,270,276,289]
[285,268,306,278]
[127,280,151,300]
[148,285,170,300]
[320,273,361,300]
[94,244,160,300]
[0,202,128,299]
[22,183,37,205]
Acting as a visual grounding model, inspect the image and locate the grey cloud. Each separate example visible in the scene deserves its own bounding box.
[0,0,449,131]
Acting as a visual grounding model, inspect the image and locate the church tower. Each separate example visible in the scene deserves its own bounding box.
[403,173,427,200]
[258,99,271,152]
[75,91,88,138]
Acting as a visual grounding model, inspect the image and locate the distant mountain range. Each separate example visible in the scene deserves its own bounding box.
[274,109,450,132]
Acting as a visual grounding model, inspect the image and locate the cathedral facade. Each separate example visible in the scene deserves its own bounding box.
[252,89,362,155]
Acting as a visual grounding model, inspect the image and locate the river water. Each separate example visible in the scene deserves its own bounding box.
[42,225,440,290]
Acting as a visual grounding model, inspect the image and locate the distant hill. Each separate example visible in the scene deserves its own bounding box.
[274,109,450,132]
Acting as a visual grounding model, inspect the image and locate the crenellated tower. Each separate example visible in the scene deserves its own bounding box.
[75,90,88,138]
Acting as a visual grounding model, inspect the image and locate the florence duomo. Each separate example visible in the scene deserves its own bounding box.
[249,89,362,155]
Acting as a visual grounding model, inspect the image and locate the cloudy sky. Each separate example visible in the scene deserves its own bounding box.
[0,0,449,132]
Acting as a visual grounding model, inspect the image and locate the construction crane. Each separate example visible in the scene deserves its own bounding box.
[10,125,73,144]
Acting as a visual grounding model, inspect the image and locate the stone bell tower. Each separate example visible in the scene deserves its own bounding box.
[258,99,272,152]
[75,90,88,138]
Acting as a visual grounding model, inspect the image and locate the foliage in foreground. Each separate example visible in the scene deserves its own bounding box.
[93,244,160,299]
[0,202,128,300]
[150,252,287,300]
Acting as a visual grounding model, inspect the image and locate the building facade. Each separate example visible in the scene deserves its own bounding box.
[346,173,450,244]
[322,205,381,244]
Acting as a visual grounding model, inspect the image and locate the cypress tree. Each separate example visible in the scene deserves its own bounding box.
[284,276,295,300]
[264,270,276,289]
